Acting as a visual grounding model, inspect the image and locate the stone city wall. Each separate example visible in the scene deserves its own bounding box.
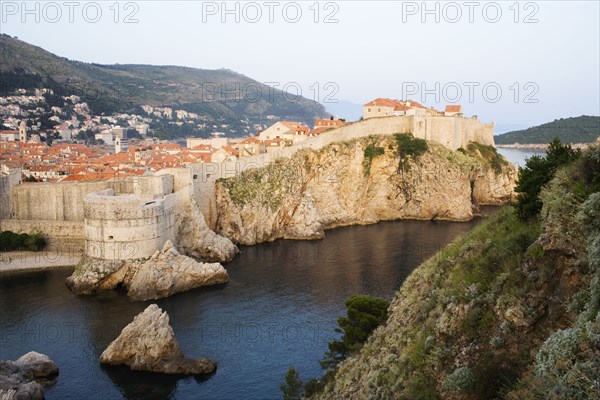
[9,175,174,222]
[84,189,176,260]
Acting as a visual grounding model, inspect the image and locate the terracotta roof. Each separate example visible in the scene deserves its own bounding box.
[364,98,427,110]
[308,127,331,136]
[265,137,285,146]
[445,105,462,113]
[314,119,345,129]
[279,121,303,129]
[240,137,261,144]
[222,146,238,156]
[190,144,213,151]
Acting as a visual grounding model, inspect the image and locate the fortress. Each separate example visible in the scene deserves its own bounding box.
[0,112,496,261]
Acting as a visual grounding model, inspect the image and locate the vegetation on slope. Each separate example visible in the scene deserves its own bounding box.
[281,295,390,400]
[0,231,46,251]
[462,142,509,174]
[307,143,600,399]
[217,134,467,211]
[495,116,599,145]
[515,138,581,219]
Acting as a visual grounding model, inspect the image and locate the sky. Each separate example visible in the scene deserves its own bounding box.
[2,0,599,131]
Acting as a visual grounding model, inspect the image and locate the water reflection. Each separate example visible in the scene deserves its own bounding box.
[101,365,179,400]
[1,217,487,400]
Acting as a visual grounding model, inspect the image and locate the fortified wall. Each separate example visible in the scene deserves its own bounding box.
[0,165,22,220]
[84,189,176,260]
[186,114,495,229]
[0,175,175,247]
[1,114,496,252]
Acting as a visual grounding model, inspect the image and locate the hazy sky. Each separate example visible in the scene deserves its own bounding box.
[2,1,599,129]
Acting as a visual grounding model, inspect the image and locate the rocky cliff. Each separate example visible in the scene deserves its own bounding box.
[66,240,228,301]
[174,192,238,263]
[215,135,516,245]
[308,148,600,400]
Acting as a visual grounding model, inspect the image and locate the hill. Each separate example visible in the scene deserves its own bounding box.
[495,115,599,144]
[0,34,327,134]
[308,146,600,399]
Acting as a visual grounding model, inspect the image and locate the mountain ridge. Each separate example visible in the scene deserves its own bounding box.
[495,115,599,145]
[0,34,327,131]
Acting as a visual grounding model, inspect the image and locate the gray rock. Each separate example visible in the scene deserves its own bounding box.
[100,304,216,375]
[0,352,58,400]
[66,241,229,301]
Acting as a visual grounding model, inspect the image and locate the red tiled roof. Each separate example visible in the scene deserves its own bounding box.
[240,137,261,144]
[445,105,462,113]
[222,146,238,156]
[308,127,331,136]
[364,98,427,110]
[279,121,303,129]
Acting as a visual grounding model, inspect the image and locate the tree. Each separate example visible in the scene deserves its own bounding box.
[515,138,580,219]
[280,367,303,400]
[320,295,389,369]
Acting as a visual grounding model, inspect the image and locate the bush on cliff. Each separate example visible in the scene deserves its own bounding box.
[363,143,385,176]
[515,138,580,219]
[466,142,509,174]
[0,231,46,251]
[280,367,304,400]
[394,133,428,172]
[320,295,390,369]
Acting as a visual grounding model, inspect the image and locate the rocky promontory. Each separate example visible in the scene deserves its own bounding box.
[215,136,517,245]
[308,147,600,399]
[100,304,216,375]
[65,240,228,301]
[0,352,59,400]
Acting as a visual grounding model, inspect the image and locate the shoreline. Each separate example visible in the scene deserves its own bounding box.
[0,251,80,273]
[496,142,594,150]
[1,208,504,273]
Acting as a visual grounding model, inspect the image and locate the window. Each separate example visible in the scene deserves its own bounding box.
[108,236,114,240]
[368,108,371,112]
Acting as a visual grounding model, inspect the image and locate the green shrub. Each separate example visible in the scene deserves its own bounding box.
[363,143,385,176]
[320,295,390,369]
[443,366,476,393]
[394,133,428,159]
[0,231,47,251]
[515,138,580,219]
[280,367,303,400]
[466,142,509,173]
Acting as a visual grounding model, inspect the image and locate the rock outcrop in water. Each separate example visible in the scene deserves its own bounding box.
[65,240,228,301]
[0,352,59,400]
[215,136,516,245]
[100,304,216,375]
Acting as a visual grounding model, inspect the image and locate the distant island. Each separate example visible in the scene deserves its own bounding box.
[495,115,599,145]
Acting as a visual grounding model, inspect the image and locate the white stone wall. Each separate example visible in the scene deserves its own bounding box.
[84,189,176,260]
[10,175,174,222]
[0,165,21,219]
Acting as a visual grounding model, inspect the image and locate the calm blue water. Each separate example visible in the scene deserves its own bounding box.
[496,148,546,169]
[1,218,490,400]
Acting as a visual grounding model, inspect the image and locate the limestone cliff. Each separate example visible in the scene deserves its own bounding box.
[100,304,216,375]
[215,135,516,245]
[308,148,600,400]
[174,192,238,263]
[65,240,228,301]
